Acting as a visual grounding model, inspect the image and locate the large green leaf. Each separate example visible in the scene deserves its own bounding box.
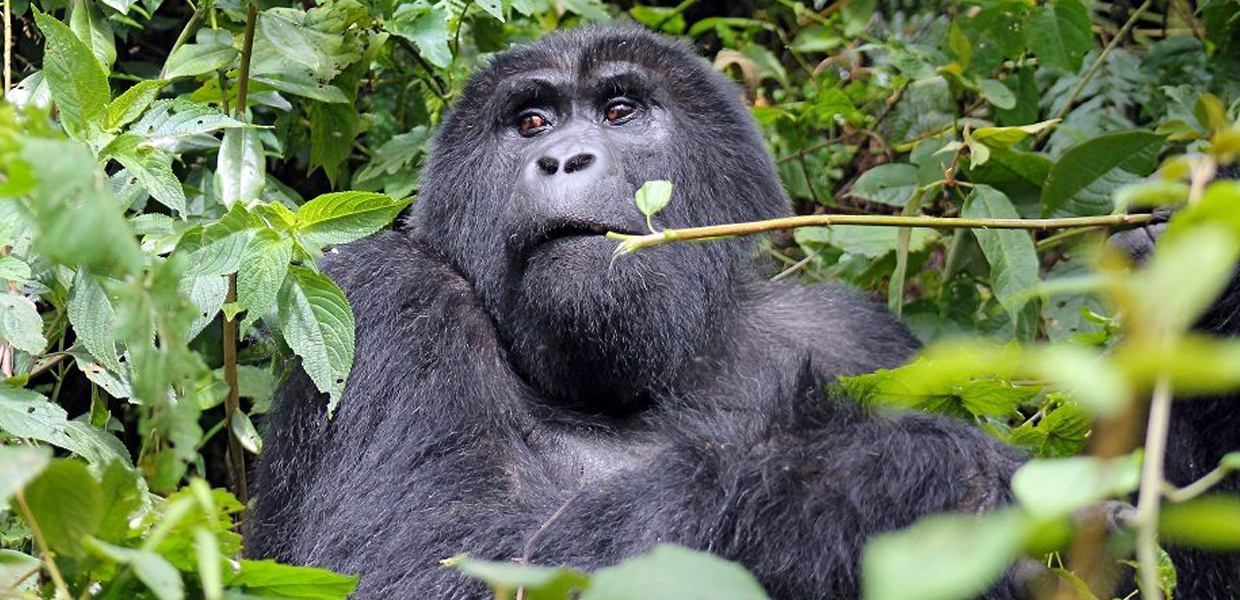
[308,102,361,187]
[68,269,124,373]
[216,128,266,208]
[388,6,453,68]
[107,79,169,130]
[1023,0,1093,73]
[86,538,185,600]
[0,446,51,504]
[580,545,769,600]
[277,267,355,415]
[0,294,46,355]
[850,163,919,207]
[1040,131,1163,216]
[102,134,187,215]
[1011,454,1141,518]
[23,459,103,557]
[227,559,359,599]
[69,0,116,71]
[237,229,294,334]
[32,9,111,138]
[863,510,1027,600]
[963,185,1038,316]
[163,30,238,79]
[295,192,411,249]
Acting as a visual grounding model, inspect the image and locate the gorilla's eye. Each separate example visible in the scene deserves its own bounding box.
[605,101,637,124]
[518,111,550,137]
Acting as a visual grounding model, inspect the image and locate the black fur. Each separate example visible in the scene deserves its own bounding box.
[248,27,1239,599]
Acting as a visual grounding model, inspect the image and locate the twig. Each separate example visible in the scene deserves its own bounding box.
[15,491,72,599]
[771,247,824,281]
[608,213,1155,255]
[159,1,206,78]
[1037,0,1152,146]
[3,0,11,96]
[1165,462,1234,503]
[220,0,257,512]
[1132,375,1173,600]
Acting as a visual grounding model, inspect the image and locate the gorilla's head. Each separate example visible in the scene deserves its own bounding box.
[409,26,789,412]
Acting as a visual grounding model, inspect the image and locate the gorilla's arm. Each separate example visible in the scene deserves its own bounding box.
[249,233,1029,599]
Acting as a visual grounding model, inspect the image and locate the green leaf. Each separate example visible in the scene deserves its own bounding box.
[230,411,263,454]
[962,185,1038,316]
[978,79,1016,110]
[0,550,41,589]
[69,0,116,71]
[1012,454,1141,518]
[0,294,47,354]
[1134,225,1240,334]
[1024,0,1093,73]
[237,229,293,334]
[85,538,186,600]
[68,269,123,373]
[309,102,361,187]
[850,163,919,207]
[180,274,229,341]
[1160,180,1240,247]
[227,559,359,599]
[96,460,144,541]
[972,120,1059,149]
[107,79,168,130]
[634,180,674,219]
[131,100,253,144]
[102,134,187,215]
[455,557,589,600]
[0,256,32,283]
[183,230,257,278]
[580,545,769,600]
[217,128,266,208]
[797,225,938,258]
[389,7,453,68]
[277,267,355,415]
[195,527,224,600]
[1033,345,1130,417]
[0,446,51,504]
[1160,496,1240,550]
[295,192,411,249]
[32,9,111,138]
[23,459,103,557]
[863,510,1027,600]
[475,0,505,21]
[163,30,238,79]
[1040,131,1163,216]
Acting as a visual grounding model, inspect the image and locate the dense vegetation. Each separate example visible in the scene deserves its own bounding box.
[1,0,1238,598]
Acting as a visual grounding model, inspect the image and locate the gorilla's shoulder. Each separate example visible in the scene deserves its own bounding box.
[752,280,922,379]
[317,231,484,324]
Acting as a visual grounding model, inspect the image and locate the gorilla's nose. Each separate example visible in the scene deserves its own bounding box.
[529,137,611,178]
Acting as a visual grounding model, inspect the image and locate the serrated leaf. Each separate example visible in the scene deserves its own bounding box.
[183,230,257,278]
[102,134,187,215]
[23,459,103,557]
[963,185,1038,316]
[295,192,410,249]
[107,79,168,130]
[217,128,266,208]
[1041,131,1163,216]
[69,0,116,71]
[179,274,228,341]
[0,295,46,354]
[277,267,354,415]
[68,269,123,373]
[237,229,293,335]
[1024,0,1093,73]
[131,100,252,146]
[0,446,51,504]
[634,180,674,218]
[309,102,361,187]
[163,30,238,79]
[0,257,32,283]
[388,7,453,68]
[32,9,111,138]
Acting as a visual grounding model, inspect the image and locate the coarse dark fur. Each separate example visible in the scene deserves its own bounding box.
[248,27,1240,599]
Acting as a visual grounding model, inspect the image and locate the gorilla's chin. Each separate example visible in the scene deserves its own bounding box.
[501,246,729,414]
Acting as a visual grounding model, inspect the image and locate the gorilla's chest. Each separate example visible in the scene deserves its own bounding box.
[522,423,665,486]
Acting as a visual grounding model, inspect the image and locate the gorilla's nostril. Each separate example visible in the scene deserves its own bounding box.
[536,157,559,175]
[563,153,595,174]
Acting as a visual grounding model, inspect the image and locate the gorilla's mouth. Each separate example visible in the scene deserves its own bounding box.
[534,219,640,248]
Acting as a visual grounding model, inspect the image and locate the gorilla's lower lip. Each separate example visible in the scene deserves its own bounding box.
[536,222,639,247]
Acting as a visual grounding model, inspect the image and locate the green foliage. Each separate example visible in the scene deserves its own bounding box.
[3,0,1240,599]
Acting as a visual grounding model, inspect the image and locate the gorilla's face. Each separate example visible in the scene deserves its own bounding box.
[410,27,788,412]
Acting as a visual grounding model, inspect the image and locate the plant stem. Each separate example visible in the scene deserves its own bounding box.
[1165,463,1233,503]
[15,491,72,600]
[1133,374,1173,600]
[220,0,257,511]
[608,213,1155,254]
[1037,0,1152,146]
[3,0,10,96]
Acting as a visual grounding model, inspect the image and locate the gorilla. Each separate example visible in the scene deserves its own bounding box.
[248,26,1240,599]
